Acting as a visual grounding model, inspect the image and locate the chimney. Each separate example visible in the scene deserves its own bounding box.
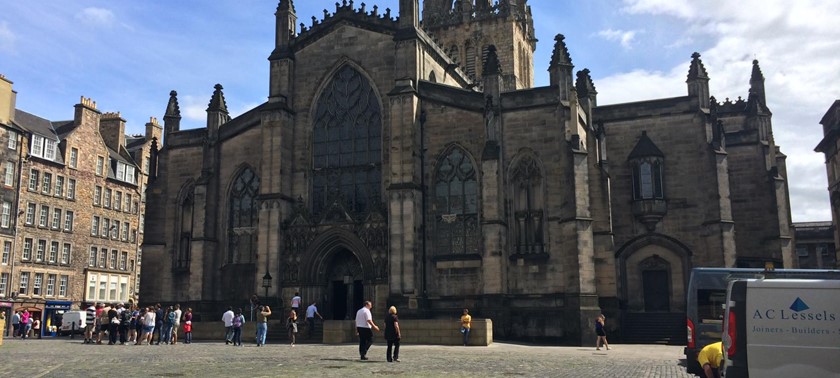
[99,111,126,151]
[0,74,16,125]
[145,116,163,144]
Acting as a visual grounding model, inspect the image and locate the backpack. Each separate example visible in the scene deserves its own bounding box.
[168,311,177,324]
[232,315,243,328]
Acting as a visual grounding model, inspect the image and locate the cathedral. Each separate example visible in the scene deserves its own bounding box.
[141,0,793,345]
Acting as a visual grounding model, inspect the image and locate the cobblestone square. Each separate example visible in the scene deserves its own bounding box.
[0,338,694,377]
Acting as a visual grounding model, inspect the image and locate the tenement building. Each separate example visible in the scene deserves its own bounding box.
[0,75,156,331]
[142,0,794,344]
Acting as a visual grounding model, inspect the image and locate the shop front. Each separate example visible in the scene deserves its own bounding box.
[43,301,72,337]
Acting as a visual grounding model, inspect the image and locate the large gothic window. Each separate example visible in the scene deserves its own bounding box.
[510,154,544,254]
[433,147,479,255]
[228,167,260,264]
[312,66,382,217]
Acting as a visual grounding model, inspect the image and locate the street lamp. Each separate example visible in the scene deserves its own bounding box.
[262,272,272,299]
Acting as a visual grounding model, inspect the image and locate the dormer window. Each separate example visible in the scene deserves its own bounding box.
[30,134,57,160]
[115,161,136,184]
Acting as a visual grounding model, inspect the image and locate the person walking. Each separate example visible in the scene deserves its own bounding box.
[255,305,271,346]
[183,308,193,344]
[384,306,401,362]
[232,308,245,346]
[305,300,323,339]
[595,314,610,351]
[355,301,379,360]
[20,309,31,340]
[287,309,298,347]
[460,309,471,346]
[222,306,235,344]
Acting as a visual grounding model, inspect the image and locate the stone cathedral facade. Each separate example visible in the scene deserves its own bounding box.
[141,0,793,345]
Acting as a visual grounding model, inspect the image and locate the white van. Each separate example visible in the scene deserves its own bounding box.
[59,310,87,335]
[722,279,840,377]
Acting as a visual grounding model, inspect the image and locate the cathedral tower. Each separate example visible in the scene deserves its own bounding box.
[422,0,536,90]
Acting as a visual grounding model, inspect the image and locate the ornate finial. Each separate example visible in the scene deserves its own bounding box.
[575,68,597,97]
[482,45,502,76]
[165,90,181,118]
[207,84,229,113]
[750,59,765,83]
[549,34,573,68]
[687,52,709,80]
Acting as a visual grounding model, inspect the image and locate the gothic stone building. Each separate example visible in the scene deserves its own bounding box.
[142,0,793,344]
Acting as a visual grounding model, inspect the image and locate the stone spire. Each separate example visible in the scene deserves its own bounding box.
[548,34,574,100]
[686,52,710,109]
[163,90,181,147]
[575,69,597,103]
[206,84,230,140]
[749,59,766,106]
[274,0,296,52]
[482,45,502,77]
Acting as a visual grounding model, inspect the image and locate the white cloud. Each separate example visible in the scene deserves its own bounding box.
[607,0,840,221]
[75,7,115,27]
[597,28,640,50]
[181,95,208,124]
[0,20,15,52]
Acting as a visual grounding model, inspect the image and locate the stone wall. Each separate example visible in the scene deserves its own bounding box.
[323,318,492,346]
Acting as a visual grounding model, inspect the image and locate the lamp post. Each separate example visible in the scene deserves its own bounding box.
[262,272,272,300]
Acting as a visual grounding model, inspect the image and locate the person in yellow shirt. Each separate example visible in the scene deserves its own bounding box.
[460,308,472,346]
[697,341,723,378]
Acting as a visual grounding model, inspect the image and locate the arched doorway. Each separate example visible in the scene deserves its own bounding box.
[326,248,364,320]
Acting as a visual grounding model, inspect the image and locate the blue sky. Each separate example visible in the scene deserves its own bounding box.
[1,1,838,222]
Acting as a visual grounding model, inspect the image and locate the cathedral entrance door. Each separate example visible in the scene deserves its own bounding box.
[326,248,364,320]
[642,269,670,312]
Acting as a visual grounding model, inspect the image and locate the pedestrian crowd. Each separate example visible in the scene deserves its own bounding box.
[76,302,192,346]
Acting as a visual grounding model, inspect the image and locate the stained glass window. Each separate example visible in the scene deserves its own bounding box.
[228,168,260,264]
[511,155,545,254]
[312,66,382,218]
[433,148,479,255]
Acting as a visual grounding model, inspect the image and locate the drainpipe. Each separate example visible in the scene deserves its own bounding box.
[9,131,25,301]
[419,110,427,299]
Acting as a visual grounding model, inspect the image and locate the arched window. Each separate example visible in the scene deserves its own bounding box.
[312,66,382,217]
[433,147,479,255]
[177,191,194,269]
[228,167,260,264]
[465,41,476,79]
[510,154,544,254]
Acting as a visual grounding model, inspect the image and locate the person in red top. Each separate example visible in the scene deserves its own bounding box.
[183,308,193,344]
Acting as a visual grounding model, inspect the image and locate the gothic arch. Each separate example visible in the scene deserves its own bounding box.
[309,61,384,219]
[507,149,548,255]
[300,227,377,284]
[174,180,195,269]
[430,144,481,256]
[224,164,261,265]
[308,58,385,124]
[615,233,693,312]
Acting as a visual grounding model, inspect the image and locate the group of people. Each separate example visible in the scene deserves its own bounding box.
[221,305,271,346]
[9,309,40,339]
[82,302,193,346]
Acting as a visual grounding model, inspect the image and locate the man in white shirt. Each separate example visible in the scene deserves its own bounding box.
[172,304,183,344]
[305,301,323,339]
[222,306,235,344]
[354,301,379,360]
[291,292,302,317]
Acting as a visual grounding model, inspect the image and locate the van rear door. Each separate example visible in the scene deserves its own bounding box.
[724,279,840,377]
